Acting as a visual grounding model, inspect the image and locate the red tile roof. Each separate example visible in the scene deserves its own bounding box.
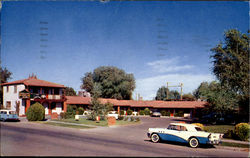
[1,77,65,88]
[65,96,207,109]
[65,96,91,105]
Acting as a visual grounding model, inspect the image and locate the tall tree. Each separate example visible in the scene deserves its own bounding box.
[89,83,111,121]
[182,93,195,101]
[1,67,12,84]
[194,81,238,114]
[210,29,249,115]
[81,66,135,100]
[0,67,12,105]
[155,86,180,100]
[65,87,77,96]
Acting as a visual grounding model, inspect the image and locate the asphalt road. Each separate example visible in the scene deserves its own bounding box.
[1,117,249,157]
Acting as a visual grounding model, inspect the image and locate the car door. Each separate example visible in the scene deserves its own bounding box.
[163,125,185,143]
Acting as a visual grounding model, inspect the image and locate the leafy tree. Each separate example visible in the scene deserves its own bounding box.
[65,87,77,96]
[1,67,12,83]
[193,82,209,100]
[155,86,168,100]
[81,72,94,94]
[211,29,249,96]
[182,93,195,101]
[210,29,249,115]
[155,86,180,100]
[194,81,238,114]
[0,67,12,104]
[89,83,111,121]
[81,66,135,100]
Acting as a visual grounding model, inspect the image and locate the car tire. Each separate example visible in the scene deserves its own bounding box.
[151,133,160,143]
[189,137,199,148]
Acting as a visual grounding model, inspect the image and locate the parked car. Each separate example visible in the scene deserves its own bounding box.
[0,110,20,122]
[151,112,162,117]
[107,111,119,120]
[132,111,138,116]
[147,123,223,148]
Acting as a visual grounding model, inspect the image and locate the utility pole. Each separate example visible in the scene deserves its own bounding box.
[166,82,183,100]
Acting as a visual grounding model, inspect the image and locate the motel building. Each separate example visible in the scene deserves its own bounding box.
[65,96,207,118]
[2,76,207,118]
[2,76,66,116]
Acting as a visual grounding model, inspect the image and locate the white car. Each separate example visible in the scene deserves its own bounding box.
[107,111,119,120]
[147,123,223,148]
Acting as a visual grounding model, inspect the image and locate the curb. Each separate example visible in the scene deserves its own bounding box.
[216,145,249,152]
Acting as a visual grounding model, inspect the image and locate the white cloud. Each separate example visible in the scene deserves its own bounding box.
[147,57,194,73]
[133,73,216,100]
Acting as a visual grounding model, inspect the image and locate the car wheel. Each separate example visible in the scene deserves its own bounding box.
[189,137,199,148]
[151,133,160,143]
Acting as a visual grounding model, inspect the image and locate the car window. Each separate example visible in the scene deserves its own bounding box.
[167,125,175,130]
[195,127,203,131]
[168,125,180,131]
[9,111,16,114]
[180,126,187,131]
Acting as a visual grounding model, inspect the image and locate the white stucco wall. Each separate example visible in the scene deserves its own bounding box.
[3,84,25,115]
[43,102,49,115]
[52,102,62,114]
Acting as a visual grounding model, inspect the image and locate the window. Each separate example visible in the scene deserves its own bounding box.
[180,126,187,131]
[6,101,11,110]
[195,127,203,131]
[6,86,9,93]
[14,85,17,93]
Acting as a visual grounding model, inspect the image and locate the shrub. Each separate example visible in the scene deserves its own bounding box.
[124,116,128,121]
[127,109,133,115]
[139,110,145,115]
[144,108,151,115]
[174,111,184,117]
[234,123,250,141]
[166,111,170,116]
[26,102,45,121]
[59,112,65,119]
[130,116,134,122]
[118,115,124,120]
[160,110,167,116]
[192,123,204,130]
[135,117,140,122]
[120,110,125,115]
[223,129,236,139]
[78,107,84,115]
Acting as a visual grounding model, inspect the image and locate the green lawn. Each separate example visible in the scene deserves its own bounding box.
[52,118,141,126]
[204,125,234,133]
[221,142,250,148]
[43,122,94,129]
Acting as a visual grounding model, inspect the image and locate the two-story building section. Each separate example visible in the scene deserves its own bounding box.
[2,76,66,116]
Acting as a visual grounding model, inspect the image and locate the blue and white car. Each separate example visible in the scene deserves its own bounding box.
[0,110,20,122]
[147,123,223,148]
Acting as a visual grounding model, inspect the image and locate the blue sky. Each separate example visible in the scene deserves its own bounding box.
[1,1,249,100]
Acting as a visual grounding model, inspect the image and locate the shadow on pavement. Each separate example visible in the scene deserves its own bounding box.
[144,139,216,149]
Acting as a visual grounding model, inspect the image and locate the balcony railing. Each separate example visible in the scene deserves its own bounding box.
[30,93,64,100]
